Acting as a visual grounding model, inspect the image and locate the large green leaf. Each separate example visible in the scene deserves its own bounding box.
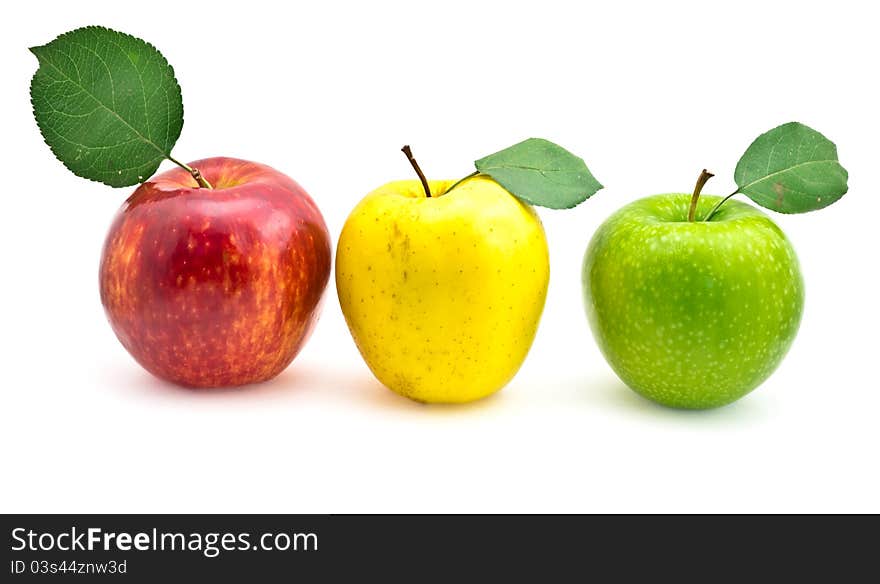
[474,138,603,209]
[734,122,848,213]
[30,26,183,187]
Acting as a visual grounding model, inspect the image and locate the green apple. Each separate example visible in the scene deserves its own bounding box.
[582,193,804,409]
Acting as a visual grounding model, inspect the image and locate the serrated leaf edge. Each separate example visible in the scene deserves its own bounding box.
[28,25,184,188]
[474,138,603,209]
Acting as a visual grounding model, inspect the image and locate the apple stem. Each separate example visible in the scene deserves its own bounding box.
[687,169,714,222]
[168,156,213,189]
[703,190,739,221]
[401,145,432,198]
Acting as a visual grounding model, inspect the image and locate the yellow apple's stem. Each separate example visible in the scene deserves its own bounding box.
[168,155,213,189]
[687,169,714,222]
[401,145,432,198]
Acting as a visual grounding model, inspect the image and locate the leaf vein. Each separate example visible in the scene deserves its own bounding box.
[38,45,169,159]
[739,159,840,192]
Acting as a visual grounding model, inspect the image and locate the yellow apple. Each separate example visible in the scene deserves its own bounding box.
[336,175,549,403]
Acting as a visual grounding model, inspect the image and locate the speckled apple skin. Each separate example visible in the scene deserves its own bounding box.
[99,157,331,388]
[336,177,549,404]
[583,194,804,409]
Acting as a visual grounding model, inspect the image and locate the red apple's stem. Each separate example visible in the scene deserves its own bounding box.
[687,169,714,222]
[401,145,432,198]
[169,156,213,189]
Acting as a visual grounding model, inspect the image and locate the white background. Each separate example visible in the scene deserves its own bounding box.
[2,0,878,513]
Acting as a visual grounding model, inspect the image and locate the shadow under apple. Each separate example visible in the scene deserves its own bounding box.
[585,373,772,423]
[100,361,322,403]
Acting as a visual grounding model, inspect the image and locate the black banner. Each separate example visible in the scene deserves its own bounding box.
[1,515,875,580]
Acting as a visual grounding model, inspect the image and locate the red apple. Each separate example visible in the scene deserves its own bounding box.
[99,157,331,388]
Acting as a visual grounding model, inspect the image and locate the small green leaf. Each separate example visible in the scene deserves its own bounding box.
[734,122,848,213]
[29,26,183,187]
[474,138,602,209]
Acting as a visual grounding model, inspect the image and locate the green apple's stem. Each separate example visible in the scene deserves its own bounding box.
[687,169,714,222]
[401,145,432,198]
[703,191,739,221]
[168,155,213,189]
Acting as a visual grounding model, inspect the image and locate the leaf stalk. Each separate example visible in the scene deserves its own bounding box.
[169,156,213,189]
[703,191,739,221]
[444,171,480,196]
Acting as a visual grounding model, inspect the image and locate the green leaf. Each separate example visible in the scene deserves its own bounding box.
[474,138,603,209]
[29,26,183,187]
[734,122,848,213]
